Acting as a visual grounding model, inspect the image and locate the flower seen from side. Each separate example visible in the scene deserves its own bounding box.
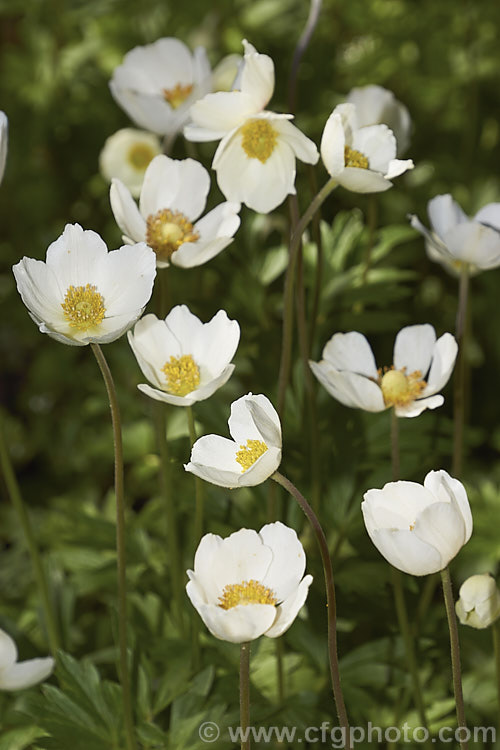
[410,194,500,275]
[184,393,282,488]
[0,111,8,184]
[184,40,319,213]
[0,629,54,691]
[128,305,240,406]
[186,522,313,643]
[110,154,240,269]
[320,102,413,193]
[346,84,411,154]
[99,128,161,198]
[109,37,212,138]
[362,470,473,576]
[455,574,500,629]
[13,223,156,346]
[310,324,457,418]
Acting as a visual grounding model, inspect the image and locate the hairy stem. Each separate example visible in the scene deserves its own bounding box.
[441,567,468,749]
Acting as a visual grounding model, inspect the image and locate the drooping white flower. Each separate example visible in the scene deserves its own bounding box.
[346,85,411,154]
[13,223,156,346]
[99,128,161,198]
[410,194,500,274]
[0,629,54,691]
[320,103,413,193]
[128,306,240,406]
[362,470,473,576]
[186,522,313,643]
[184,393,282,488]
[455,574,500,629]
[310,324,457,418]
[0,111,7,184]
[185,40,319,213]
[109,37,212,138]
[110,154,240,269]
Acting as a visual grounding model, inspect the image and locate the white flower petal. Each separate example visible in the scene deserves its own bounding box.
[273,118,319,164]
[413,501,465,566]
[0,657,54,691]
[321,331,378,378]
[423,333,458,396]
[45,224,109,290]
[259,522,306,601]
[363,482,435,530]
[309,362,385,412]
[394,394,444,418]
[237,446,281,486]
[228,394,281,447]
[320,112,346,178]
[352,124,396,172]
[338,167,393,193]
[428,194,468,239]
[265,575,313,638]
[98,243,156,317]
[0,630,17,669]
[13,258,66,327]
[188,91,258,136]
[475,202,500,232]
[192,601,277,643]
[393,324,436,375]
[0,111,8,184]
[443,222,500,269]
[139,155,210,221]
[110,179,147,242]
[384,158,414,179]
[185,434,243,488]
[424,470,473,542]
[369,528,443,575]
[240,40,274,109]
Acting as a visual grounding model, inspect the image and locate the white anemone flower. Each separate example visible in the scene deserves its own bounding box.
[310,324,457,418]
[0,111,7,184]
[13,223,156,346]
[362,470,473,576]
[0,629,54,691]
[99,128,161,198]
[320,103,413,193]
[455,574,500,630]
[185,40,319,213]
[410,194,500,275]
[110,154,241,269]
[185,393,281,488]
[186,522,313,643]
[128,306,240,407]
[109,37,212,138]
[346,85,411,154]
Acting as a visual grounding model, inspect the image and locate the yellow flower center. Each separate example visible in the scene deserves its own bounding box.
[379,367,426,407]
[240,119,278,163]
[163,82,193,109]
[61,284,106,332]
[146,209,200,263]
[235,439,268,472]
[127,143,156,170]
[218,579,277,610]
[162,354,200,396]
[344,145,369,169]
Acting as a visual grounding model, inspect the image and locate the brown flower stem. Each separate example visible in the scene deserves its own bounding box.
[440,567,468,749]
[271,471,351,748]
[187,406,204,543]
[0,414,60,656]
[91,344,136,750]
[452,266,470,477]
[240,641,251,750]
[277,178,338,417]
[493,621,500,732]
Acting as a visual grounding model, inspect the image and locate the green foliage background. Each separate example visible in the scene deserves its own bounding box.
[1,0,500,747]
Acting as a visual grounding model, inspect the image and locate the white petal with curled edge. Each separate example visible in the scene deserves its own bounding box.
[265,575,313,637]
[424,470,473,542]
[423,333,458,396]
[384,158,414,180]
[444,222,500,269]
[192,601,277,643]
[368,528,443,576]
[320,112,346,177]
[228,394,281,447]
[322,331,378,378]
[475,203,500,232]
[428,194,468,239]
[259,522,306,601]
[339,167,392,193]
[352,124,396,172]
[394,394,444,418]
[309,362,386,412]
[0,630,17,669]
[110,179,147,242]
[185,434,242,488]
[412,501,466,567]
[0,657,54,691]
[240,40,274,109]
[393,324,436,376]
[274,118,319,164]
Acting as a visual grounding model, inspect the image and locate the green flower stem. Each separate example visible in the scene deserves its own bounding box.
[452,267,470,477]
[153,403,183,624]
[390,411,430,745]
[271,471,351,748]
[277,177,338,417]
[186,406,204,543]
[0,414,60,656]
[240,641,251,750]
[91,344,136,750]
[440,567,468,749]
[493,621,500,730]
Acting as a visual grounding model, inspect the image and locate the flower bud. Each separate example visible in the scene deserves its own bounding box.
[455,574,500,629]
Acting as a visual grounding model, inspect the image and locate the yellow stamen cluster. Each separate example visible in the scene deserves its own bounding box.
[218,579,277,610]
[146,209,200,263]
[240,119,278,163]
[162,354,200,397]
[344,145,369,169]
[379,366,426,407]
[127,143,156,170]
[61,284,106,332]
[163,82,193,109]
[235,439,268,472]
